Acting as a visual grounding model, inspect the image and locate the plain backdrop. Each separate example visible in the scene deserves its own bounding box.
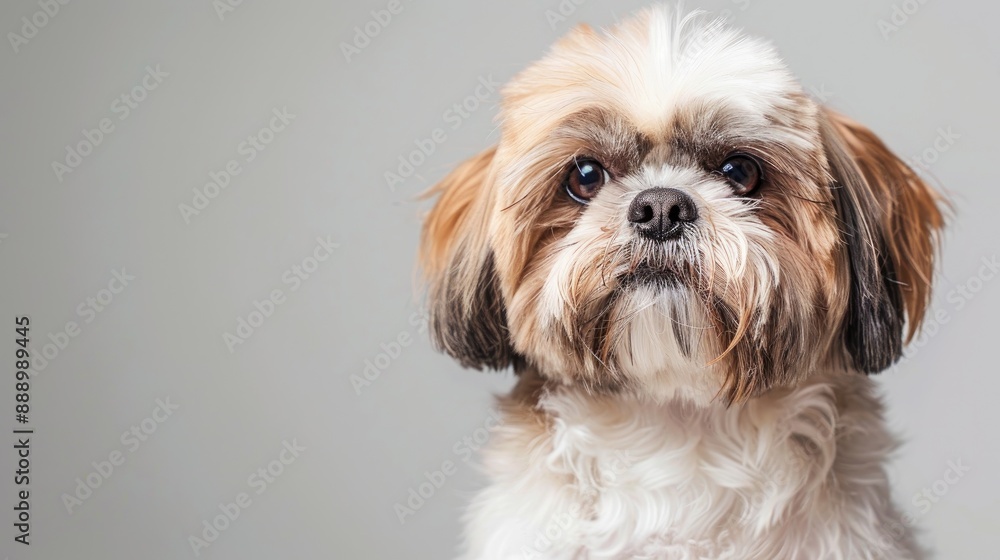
[1,0,998,558]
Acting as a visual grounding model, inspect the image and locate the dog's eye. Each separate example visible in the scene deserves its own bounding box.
[565,159,609,204]
[719,155,762,195]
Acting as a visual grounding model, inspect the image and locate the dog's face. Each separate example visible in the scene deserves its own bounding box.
[421,8,943,405]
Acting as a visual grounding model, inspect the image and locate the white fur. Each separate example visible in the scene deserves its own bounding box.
[460,374,921,559]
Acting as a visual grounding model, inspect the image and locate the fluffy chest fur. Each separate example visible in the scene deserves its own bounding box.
[460,373,921,560]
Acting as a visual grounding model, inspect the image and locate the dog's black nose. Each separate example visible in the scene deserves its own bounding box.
[627,187,698,241]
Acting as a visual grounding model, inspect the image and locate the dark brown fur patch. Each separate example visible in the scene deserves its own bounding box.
[429,250,516,370]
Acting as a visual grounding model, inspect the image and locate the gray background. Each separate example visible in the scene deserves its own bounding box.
[0,0,997,558]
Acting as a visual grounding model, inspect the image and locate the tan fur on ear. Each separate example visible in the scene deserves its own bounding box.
[420,147,496,277]
[824,111,945,341]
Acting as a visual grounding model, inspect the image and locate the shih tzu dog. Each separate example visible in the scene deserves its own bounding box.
[419,6,944,559]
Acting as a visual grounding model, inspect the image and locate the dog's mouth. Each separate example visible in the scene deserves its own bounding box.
[618,261,683,290]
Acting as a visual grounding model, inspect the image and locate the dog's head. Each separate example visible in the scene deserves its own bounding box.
[420,7,943,405]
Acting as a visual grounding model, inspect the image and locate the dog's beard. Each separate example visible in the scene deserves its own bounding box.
[514,181,800,404]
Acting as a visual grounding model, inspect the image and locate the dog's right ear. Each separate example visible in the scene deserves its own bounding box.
[420,147,515,370]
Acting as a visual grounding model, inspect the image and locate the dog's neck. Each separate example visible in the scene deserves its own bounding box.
[461,367,923,559]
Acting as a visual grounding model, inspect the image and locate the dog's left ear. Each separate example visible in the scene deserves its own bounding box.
[820,109,945,373]
[419,147,516,371]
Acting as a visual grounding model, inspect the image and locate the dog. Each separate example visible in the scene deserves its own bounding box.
[419,6,944,559]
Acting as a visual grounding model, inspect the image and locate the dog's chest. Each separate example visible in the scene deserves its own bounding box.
[462,380,914,559]
[528,392,822,557]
